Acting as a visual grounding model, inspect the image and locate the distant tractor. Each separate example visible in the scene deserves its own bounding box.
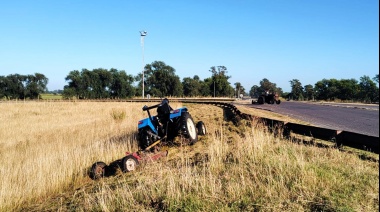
[252,92,281,105]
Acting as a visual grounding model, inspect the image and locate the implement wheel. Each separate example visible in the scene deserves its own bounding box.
[122,155,139,172]
[90,161,107,180]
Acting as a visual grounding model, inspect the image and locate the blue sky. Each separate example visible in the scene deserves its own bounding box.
[0,0,378,93]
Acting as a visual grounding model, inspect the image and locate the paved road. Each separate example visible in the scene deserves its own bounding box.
[237,100,379,137]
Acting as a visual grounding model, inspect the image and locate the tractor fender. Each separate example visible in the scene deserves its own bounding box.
[169,107,188,119]
[138,118,158,134]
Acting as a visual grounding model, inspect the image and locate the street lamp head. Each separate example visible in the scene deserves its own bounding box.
[140,31,147,36]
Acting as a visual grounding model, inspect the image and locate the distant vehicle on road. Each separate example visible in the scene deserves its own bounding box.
[252,91,281,105]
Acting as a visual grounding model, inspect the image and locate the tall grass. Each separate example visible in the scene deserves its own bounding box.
[0,102,378,211]
[0,101,163,211]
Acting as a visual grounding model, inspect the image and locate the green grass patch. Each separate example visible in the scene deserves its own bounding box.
[40,93,63,100]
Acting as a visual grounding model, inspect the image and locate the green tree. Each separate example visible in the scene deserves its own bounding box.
[109,69,135,98]
[81,69,94,98]
[260,78,277,93]
[359,75,378,103]
[234,82,245,98]
[314,79,329,100]
[276,87,284,98]
[64,68,134,99]
[249,85,260,97]
[200,78,212,97]
[304,84,314,101]
[182,75,202,97]
[91,68,112,98]
[35,73,48,92]
[25,77,39,99]
[7,74,26,99]
[315,78,352,101]
[0,73,47,100]
[62,86,76,99]
[65,70,83,99]
[327,79,340,101]
[314,78,375,102]
[25,73,48,99]
[336,79,359,101]
[250,78,281,98]
[209,66,234,97]
[0,76,9,99]
[145,61,183,97]
[373,74,379,83]
[289,79,304,100]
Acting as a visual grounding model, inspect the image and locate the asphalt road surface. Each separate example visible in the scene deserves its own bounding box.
[238,100,379,137]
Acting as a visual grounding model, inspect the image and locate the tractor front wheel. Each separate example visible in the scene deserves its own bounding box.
[138,129,152,150]
[196,121,207,135]
[122,155,139,172]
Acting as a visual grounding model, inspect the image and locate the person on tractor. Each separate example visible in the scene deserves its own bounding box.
[156,98,173,127]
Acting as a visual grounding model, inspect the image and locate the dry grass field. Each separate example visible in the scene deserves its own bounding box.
[0,101,378,211]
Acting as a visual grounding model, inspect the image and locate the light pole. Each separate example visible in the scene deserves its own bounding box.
[140,30,147,98]
[213,80,215,98]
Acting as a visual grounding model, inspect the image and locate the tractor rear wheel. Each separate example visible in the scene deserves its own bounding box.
[122,155,139,172]
[196,121,207,135]
[181,112,198,144]
[258,96,264,104]
[90,161,107,180]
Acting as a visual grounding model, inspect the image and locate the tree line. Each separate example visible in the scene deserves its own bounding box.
[0,73,48,100]
[249,75,379,103]
[287,75,379,103]
[62,61,235,99]
[1,61,378,103]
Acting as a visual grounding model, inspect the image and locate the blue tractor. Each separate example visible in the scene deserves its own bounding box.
[89,98,207,180]
[137,98,206,150]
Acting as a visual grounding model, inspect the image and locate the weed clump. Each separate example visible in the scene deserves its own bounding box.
[110,108,126,122]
